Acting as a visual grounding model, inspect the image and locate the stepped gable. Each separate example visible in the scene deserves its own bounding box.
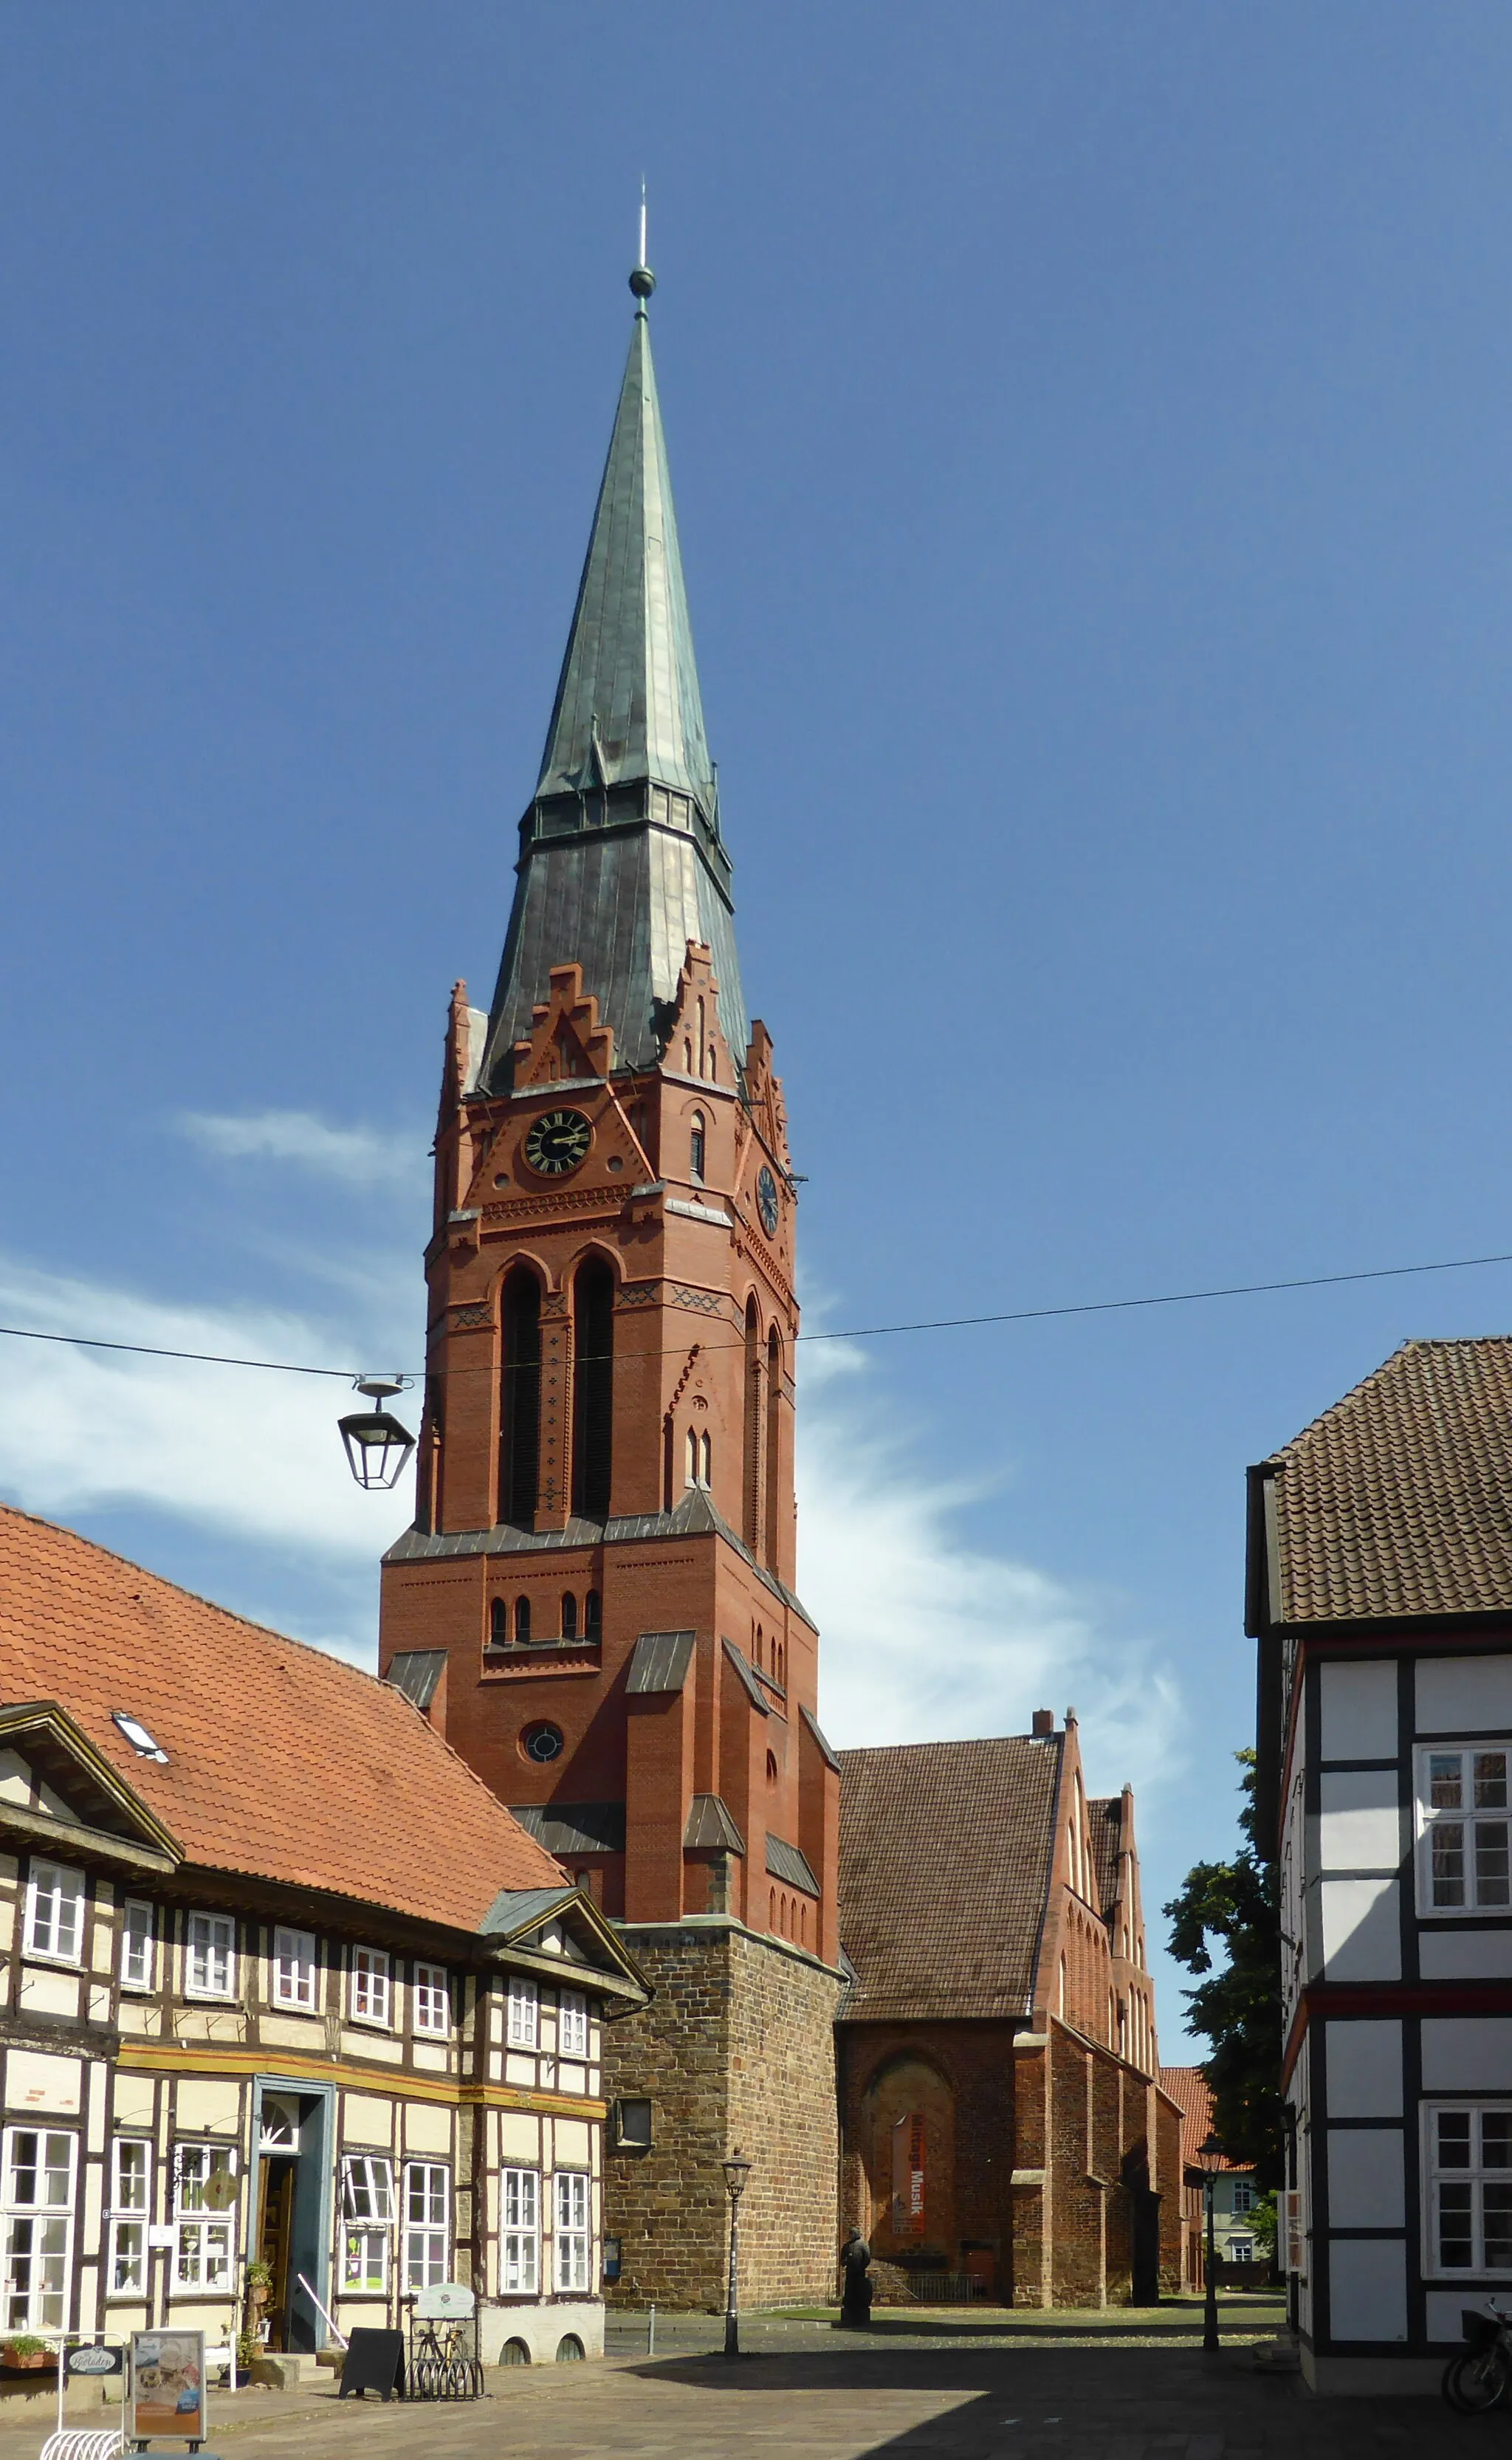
[0,1502,563,1931]
[836,1734,1061,2022]
[1257,1335,1512,1624]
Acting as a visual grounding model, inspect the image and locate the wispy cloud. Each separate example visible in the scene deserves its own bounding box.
[177,1110,423,1185]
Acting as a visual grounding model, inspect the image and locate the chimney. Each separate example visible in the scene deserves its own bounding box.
[1031,1708,1054,1738]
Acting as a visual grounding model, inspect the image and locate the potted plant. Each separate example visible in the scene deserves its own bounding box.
[1,2335,50,2371]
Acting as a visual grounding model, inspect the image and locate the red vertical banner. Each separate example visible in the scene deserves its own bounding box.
[891,2112,926,2238]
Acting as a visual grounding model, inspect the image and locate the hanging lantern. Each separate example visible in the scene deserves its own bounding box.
[338,1377,416,1492]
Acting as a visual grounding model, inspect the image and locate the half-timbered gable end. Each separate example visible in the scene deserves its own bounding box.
[0,1502,647,2368]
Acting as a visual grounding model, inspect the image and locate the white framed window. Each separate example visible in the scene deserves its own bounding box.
[120,1900,155,1993]
[1230,2237,1255,2263]
[1231,2180,1254,2215]
[1426,2103,1512,2274]
[554,2170,591,2293]
[272,1927,317,2013]
[558,1988,588,2059]
[506,1974,539,2049]
[500,2167,539,2294]
[349,1947,391,2029]
[1,2129,77,2332]
[340,2154,394,2293]
[24,1860,83,1966]
[1418,1744,1512,1911]
[413,1962,450,2038]
[404,2162,450,2288]
[108,2137,151,2295]
[173,2143,236,2291]
[185,1911,236,2002]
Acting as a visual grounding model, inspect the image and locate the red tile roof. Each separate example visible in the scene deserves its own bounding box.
[1263,1337,1512,1624]
[837,1736,1060,2022]
[1159,2066,1248,2170]
[0,1503,563,1932]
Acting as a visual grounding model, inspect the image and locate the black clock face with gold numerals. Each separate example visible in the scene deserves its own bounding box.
[524,1108,592,1178]
[757,1165,780,1237]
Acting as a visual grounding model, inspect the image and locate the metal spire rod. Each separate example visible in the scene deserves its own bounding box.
[631,181,655,303]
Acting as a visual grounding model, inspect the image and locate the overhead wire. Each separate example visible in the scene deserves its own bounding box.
[2,1242,1512,1384]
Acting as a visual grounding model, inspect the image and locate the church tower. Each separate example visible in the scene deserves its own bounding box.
[379,256,842,2307]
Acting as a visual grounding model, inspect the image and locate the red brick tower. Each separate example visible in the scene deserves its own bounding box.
[379,258,842,2306]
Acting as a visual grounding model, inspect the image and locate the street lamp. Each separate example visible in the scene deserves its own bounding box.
[1197,2132,1224,2353]
[721,2150,752,2359]
[337,1377,416,1491]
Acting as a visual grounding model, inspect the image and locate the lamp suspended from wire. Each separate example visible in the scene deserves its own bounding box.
[338,1376,416,1491]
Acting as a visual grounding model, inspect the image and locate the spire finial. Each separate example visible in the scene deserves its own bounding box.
[630,179,656,305]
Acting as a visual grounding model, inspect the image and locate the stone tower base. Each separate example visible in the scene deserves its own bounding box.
[601,1918,842,2310]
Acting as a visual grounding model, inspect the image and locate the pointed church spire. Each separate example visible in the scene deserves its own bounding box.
[478,258,749,1092]
[534,264,715,817]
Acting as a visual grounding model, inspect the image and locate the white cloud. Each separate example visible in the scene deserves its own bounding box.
[800,1367,1186,1805]
[177,1110,422,1184]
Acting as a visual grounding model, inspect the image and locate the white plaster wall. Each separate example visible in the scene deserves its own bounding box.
[1324,2019,1402,2116]
[1422,2017,1512,2090]
[1417,1657,1512,1735]
[1320,1878,1401,1980]
[1326,2128,1403,2229]
[481,2299,603,2364]
[1329,2238,1406,2342]
[1420,1930,1512,1979]
[1427,2289,1487,2343]
[1320,1660,1398,1761]
[1319,1770,1401,1872]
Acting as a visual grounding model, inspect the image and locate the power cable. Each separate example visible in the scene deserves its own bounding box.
[2,1243,1512,1382]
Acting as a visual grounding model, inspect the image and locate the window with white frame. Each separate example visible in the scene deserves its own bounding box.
[1230,2237,1255,2263]
[1419,1745,1512,1911]
[506,1974,538,2049]
[109,2137,151,2295]
[554,2170,591,2293]
[272,1926,317,2013]
[1231,2180,1254,2215]
[341,2154,394,2292]
[349,1946,391,2029]
[1427,2104,1512,2273]
[1,2129,77,2332]
[120,1899,154,1993]
[413,1962,450,2037]
[559,1988,588,2059]
[173,2144,236,2290]
[185,1911,236,2001]
[404,2162,449,2288]
[24,1860,83,1966]
[500,2167,539,2293]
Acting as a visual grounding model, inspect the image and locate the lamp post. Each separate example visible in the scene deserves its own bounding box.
[1197,2132,1223,2353]
[721,2150,752,2358]
[337,1377,416,1491]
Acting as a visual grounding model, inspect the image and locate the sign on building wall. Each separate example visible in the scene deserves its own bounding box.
[891,2112,926,2238]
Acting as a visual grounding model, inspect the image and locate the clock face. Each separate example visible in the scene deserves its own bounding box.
[757,1165,780,1238]
[524,1108,592,1178]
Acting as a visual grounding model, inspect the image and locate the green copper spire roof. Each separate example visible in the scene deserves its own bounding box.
[535,302,715,816]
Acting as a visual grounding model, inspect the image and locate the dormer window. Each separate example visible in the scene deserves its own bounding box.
[506,1974,539,2049]
[25,1861,83,1967]
[112,1713,168,1764]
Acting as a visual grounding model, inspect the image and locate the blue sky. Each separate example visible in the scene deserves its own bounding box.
[4,4,1512,2048]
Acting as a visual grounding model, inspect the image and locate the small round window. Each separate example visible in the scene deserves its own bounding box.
[522,1722,565,1765]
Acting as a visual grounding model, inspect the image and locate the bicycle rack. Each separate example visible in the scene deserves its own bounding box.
[404,2286,484,2401]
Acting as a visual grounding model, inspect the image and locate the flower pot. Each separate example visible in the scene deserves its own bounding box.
[1,2351,50,2371]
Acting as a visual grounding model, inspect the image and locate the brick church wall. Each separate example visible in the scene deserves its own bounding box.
[601,1922,841,2310]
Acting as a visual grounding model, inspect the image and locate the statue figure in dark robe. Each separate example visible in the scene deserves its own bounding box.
[838,2227,873,2327]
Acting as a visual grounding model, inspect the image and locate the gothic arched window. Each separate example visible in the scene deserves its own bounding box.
[690,1112,706,1185]
[699,1431,712,1487]
[560,1593,578,1642]
[489,1596,509,1649]
[764,1327,782,1571]
[514,1595,532,1644]
[499,1267,542,1529]
[685,1428,699,1488]
[571,1260,614,1519]
[584,1588,602,1640]
[743,1299,763,1553]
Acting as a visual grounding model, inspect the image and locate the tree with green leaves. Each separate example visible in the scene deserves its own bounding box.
[1164,1747,1285,2189]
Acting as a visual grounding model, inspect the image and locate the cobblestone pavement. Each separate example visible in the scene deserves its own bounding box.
[0,2301,1494,2460]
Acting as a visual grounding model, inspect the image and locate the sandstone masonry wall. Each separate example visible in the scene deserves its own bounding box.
[602,1920,841,2311]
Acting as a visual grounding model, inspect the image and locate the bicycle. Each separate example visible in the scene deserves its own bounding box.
[1444,2301,1512,2412]
[409,2313,484,2401]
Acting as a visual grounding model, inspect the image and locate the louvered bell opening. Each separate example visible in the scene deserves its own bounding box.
[572,1262,614,1519]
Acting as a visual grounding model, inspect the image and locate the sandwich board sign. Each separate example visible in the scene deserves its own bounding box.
[127,2329,207,2444]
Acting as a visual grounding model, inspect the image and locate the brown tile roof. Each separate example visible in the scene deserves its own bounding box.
[0,1503,564,1933]
[1087,1795,1122,1923]
[1263,1338,1512,1625]
[1159,2066,1248,2171]
[836,1735,1060,2023]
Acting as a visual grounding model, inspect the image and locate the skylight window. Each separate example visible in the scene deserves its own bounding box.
[112,1713,168,1765]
